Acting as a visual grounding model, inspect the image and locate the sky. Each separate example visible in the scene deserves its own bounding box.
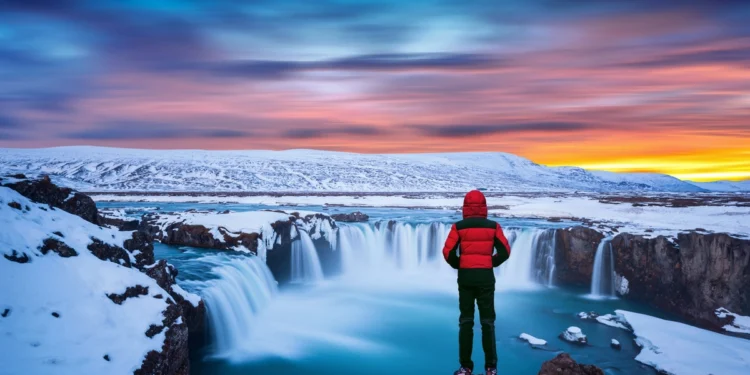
[0,1,749,181]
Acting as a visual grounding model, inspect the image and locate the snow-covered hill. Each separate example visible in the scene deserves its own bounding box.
[0,146,709,193]
[688,180,750,192]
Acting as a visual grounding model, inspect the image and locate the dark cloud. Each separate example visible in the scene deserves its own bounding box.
[412,122,590,138]
[64,121,253,140]
[0,115,21,129]
[284,125,384,139]
[205,53,500,79]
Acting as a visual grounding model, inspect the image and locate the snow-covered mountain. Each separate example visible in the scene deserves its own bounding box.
[688,180,750,192]
[0,146,710,193]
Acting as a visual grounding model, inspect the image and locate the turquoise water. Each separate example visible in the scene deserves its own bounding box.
[133,202,661,374]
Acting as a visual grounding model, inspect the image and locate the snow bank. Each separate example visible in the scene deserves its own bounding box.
[519,333,547,346]
[616,310,750,375]
[716,308,750,334]
[0,187,173,375]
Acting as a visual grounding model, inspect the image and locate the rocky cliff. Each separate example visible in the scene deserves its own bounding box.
[554,226,604,287]
[553,222,750,331]
[612,232,750,330]
[1,176,204,375]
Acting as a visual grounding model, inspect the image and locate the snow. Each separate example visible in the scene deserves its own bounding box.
[716,308,750,334]
[616,310,750,375]
[0,187,172,375]
[0,146,708,193]
[689,180,750,192]
[616,274,630,295]
[611,339,620,346]
[93,193,750,237]
[560,326,587,344]
[172,283,201,308]
[519,333,547,346]
[595,314,630,330]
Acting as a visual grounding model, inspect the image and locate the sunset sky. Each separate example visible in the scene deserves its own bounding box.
[1,1,748,181]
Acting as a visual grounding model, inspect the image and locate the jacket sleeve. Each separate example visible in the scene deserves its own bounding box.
[492,223,511,267]
[442,224,461,269]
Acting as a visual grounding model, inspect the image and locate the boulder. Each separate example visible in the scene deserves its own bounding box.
[3,175,100,224]
[538,353,604,375]
[330,211,369,222]
[559,326,587,345]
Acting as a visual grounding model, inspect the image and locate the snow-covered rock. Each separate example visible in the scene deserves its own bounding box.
[142,209,338,258]
[0,184,202,375]
[578,311,630,330]
[0,146,706,192]
[610,339,621,350]
[519,333,547,346]
[716,308,750,335]
[559,326,588,345]
[617,310,750,375]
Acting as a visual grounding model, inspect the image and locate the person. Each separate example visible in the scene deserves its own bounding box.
[442,190,511,375]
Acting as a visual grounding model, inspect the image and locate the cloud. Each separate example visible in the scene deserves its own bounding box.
[0,115,21,129]
[411,122,590,137]
[619,47,750,68]
[284,125,384,139]
[63,121,253,140]
[206,53,500,79]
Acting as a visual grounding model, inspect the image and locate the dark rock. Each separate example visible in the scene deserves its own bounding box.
[124,231,155,269]
[145,303,181,338]
[7,201,22,210]
[4,176,100,224]
[52,231,64,238]
[107,285,149,305]
[144,260,177,292]
[1,308,10,317]
[8,173,26,179]
[611,339,621,350]
[51,312,60,318]
[103,354,110,361]
[538,353,604,375]
[4,250,30,264]
[154,294,163,299]
[40,238,78,257]
[330,211,369,222]
[136,318,189,375]
[100,215,141,231]
[612,231,750,330]
[88,238,131,267]
[554,227,604,287]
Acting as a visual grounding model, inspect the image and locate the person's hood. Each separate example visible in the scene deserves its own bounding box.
[462,190,488,219]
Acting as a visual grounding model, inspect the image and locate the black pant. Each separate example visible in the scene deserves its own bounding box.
[458,284,497,370]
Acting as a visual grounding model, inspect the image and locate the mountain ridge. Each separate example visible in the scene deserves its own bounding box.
[0,146,737,193]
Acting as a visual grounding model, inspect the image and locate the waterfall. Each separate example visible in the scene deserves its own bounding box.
[336,222,556,289]
[290,228,325,284]
[196,254,278,358]
[591,238,616,298]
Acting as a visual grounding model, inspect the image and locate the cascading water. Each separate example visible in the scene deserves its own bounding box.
[290,228,325,284]
[193,254,278,358]
[336,222,557,289]
[590,238,616,298]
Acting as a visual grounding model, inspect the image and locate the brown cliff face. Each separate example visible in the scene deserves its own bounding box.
[554,227,604,287]
[612,232,750,329]
[3,175,100,225]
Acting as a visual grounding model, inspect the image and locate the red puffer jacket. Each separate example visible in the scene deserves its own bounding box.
[442,190,511,285]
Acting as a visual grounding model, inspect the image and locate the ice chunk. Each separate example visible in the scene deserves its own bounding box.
[519,333,547,346]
